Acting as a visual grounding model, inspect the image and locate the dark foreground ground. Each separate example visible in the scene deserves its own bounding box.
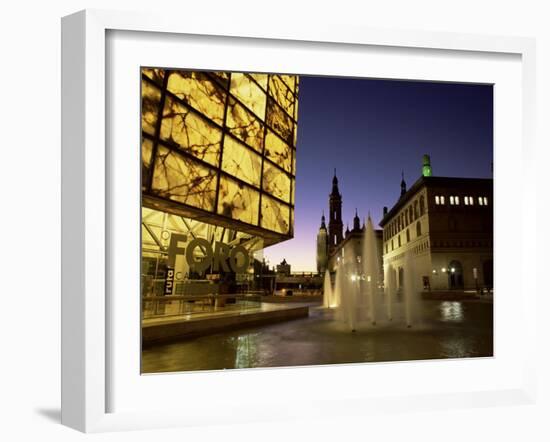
[142,299,493,373]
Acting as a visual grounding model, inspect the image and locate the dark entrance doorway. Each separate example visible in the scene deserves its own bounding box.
[448,260,464,289]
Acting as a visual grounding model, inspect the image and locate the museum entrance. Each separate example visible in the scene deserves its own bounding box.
[448,260,464,289]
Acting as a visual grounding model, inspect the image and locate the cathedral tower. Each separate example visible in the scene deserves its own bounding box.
[328,170,343,254]
[316,213,329,273]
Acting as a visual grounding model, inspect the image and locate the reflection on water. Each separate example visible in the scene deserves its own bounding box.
[142,300,493,373]
[439,301,464,322]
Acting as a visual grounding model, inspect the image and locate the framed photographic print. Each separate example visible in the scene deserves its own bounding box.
[61,9,537,432]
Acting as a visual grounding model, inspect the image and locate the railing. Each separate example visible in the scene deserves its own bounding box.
[142,293,262,320]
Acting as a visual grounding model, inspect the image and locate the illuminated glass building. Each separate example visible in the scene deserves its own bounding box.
[140,68,299,303]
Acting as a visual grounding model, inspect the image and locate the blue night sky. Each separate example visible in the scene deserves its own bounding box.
[263,76,493,272]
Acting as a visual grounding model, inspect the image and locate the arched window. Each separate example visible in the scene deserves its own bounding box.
[409,206,413,222]
[414,200,419,219]
[419,196,425,215]
[398,235,401,247]
[406,228,410,242]
[416,221,422,237]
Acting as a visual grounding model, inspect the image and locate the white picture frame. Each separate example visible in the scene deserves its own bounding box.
[61,9,537,433]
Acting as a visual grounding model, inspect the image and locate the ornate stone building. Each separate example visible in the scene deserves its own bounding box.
[316,173,383,276]
[316,213,329,273]
[379,155,493,292]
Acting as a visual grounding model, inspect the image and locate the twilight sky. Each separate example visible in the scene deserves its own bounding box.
[263,76,493,272]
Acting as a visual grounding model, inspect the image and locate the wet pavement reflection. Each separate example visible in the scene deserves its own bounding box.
[142,300,493,373]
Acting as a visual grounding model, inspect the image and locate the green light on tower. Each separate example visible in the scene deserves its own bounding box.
[422,154,432,177]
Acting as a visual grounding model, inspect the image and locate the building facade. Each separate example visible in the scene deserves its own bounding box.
[141,68,300,298]
[379,156,493,292]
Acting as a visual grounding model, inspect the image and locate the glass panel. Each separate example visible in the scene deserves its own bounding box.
[294,90,299,121]
[225,98,264,152]
[290,178,295,205]
[261,195,290,234]
[266,98,293,145]
[151,146,217,211]
[264,129,292,173]
[209,71,230,89]
[262,162,291,203]
[217,176,259,225]
[250,73,268,90]
[142,138,154,190]
[141,79,161,136]
[166,71,226,125]
[268,75,294,117]
[142,68,165,85]
[160,97,222,167]
[221,136,262,188]
[229,73,267,119]
[280,74,296,91]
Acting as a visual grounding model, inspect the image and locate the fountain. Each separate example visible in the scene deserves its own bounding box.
[322,216,421,331]
[323,270,333,308]
[362,215,380,325]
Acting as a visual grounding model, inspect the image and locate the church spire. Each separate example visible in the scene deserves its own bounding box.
[320,211,326,230]
[400,170,407,196]
[328,169,343,252]
[331,168,340,196]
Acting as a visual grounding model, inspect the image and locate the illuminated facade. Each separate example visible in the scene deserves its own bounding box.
[380,157,493,292]
[141,68,299,300]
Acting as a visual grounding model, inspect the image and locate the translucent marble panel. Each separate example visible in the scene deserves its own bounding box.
[225,98,264,152]
[229,73,267,119]
[141,79,161,136]
[293,91,299,121]
[142,68,165,85]
[266,98,293,146]
[151,146,217,211]
[262,162,291,203]
[250,73,268,91]
[142,138,154,190]
[269,75,294,117]
[160,97,222,167]
[221,136,262,188]
[217,176,259,225]
[261,195,290,234]
[280,74,296,91]
[264,129,292,173]
[290,178,295,205]
[210,71,230,88]
[167,71,226,125]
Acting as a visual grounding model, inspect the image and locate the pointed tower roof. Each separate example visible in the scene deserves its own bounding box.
[331,168,340,197]
[400,170,407,197]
